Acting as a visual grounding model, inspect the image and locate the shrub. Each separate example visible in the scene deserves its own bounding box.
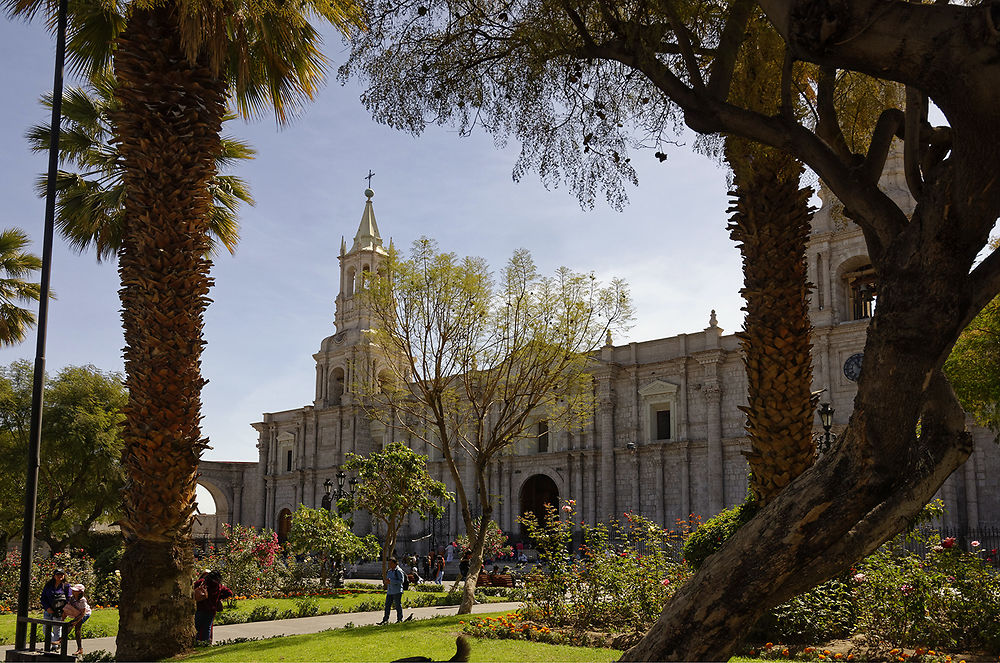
[682,494,758,571]
[293,596,319,617]
[518,499,691,633]
[247,605,279,622]
[752,574,856,644]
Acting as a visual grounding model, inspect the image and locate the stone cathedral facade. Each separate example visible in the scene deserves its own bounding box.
[197,155,1000,546]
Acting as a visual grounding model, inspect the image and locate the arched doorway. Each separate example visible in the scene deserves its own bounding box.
[519,474,559,532]
[277,508,293,544]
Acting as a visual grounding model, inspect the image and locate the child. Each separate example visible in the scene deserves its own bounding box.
[60,584,91,656]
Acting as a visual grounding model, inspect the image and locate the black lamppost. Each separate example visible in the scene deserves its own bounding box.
[817,402,835,454]
[14,0,69,652]
[336,469,347,499]
[321,478,334,511]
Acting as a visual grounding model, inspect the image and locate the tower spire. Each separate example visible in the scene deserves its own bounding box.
[350,187,384,254]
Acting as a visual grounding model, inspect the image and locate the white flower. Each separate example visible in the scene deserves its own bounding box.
[971,540,981,547]
[852,573,866,584]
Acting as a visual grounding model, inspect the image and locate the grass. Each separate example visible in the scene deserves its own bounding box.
[0,588,479,644]
[179,612,623,662]
[0,608,119,644]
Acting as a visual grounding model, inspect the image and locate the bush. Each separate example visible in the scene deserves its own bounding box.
[415,583,444,593]
[518,499,691,633]
[247,605,279,622]
[853,530,1000,653]
[683,494,758,571]
[0,549,99,612]
[294,596,319,617]
[752,574,856,644]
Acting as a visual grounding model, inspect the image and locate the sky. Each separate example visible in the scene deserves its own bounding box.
[0,17,746,468]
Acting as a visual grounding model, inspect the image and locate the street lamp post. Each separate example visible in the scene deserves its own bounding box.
[817,402,835,454]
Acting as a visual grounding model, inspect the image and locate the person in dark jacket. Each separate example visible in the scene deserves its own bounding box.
[458,550,472,581]
[40,568,70,649]
[193,570,233,643]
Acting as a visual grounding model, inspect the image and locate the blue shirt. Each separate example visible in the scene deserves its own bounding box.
[386,567,404,595]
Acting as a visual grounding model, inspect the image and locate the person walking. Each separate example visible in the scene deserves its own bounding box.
[378,557,405,625]
[193,570,233,644]
[434,551,445,584]
[61,584,92,656]
[39,568,70,649]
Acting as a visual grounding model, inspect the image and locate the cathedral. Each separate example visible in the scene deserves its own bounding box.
[197,151,1000,548]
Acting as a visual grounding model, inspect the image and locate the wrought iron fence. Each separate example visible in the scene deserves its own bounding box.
[899,526,1000,569]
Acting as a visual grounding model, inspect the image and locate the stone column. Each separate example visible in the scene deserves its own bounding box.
[697,348,725,515]
[598,396,616,521]
[654,446,665,525]
[964,452,979,529]
[630,451,640,515]
[679,440,691,523]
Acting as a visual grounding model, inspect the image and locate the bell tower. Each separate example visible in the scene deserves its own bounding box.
[313,188,390,407]
[335,187,389,334]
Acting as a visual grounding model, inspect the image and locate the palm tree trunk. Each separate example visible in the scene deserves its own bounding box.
[726,141,817,503]
[111,5,225,659]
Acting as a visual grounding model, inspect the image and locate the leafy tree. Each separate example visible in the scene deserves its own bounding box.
[344,441,451,578]
[26,71,254,262]
[286,506,380,587]
[357,238,632,613]
[0,229,42,346]
[4,0,363,655]
[0,360,126,553]
[945,238,1000,437]
[343,1,1000,658]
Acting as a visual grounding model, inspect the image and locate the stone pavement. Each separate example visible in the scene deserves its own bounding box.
[5,601,522,658]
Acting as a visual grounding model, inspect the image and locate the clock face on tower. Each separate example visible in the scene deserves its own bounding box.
[843,352,864,382]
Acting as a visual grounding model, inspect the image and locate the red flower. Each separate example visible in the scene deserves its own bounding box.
[942,537,957,549]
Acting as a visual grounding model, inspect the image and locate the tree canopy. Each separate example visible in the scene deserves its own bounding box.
[0,229,42,346]
[345,441,451,577]
[286,505,380,585]
[343,1,1000,659]
[356,237,632,612]
[0,360,126,553]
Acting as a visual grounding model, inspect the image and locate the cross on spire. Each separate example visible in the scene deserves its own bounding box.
[365,170,375,187]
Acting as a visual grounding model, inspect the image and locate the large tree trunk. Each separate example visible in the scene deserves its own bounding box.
[623,209,977,660]
[727,143,817,502]
[112,5,225,660]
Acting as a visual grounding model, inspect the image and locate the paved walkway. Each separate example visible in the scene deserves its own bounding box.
[5,601,522,658]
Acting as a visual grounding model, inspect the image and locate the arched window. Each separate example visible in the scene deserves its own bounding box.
[345,266,356,297]
[537,420,549,453]
[845,264,877,320]
[330,367,345,405]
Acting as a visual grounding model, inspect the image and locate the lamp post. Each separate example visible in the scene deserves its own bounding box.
[14,0,69,651]
[321,478,334,512]
[817,402,835,454]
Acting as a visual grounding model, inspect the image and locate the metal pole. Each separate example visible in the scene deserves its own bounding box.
[14,0,68,649]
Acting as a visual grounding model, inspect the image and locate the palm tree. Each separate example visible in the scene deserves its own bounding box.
[0,229,42,346]
[25,71,254,262]
[4,0,363,657]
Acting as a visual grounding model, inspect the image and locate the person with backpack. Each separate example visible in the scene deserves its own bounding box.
[193,569,233,643]
[378,557,405,625]
[39,568,71,650]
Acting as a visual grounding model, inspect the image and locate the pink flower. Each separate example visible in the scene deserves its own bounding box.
[900,584,913,596]
[852,573,866,584]
[561,505,572,513]
[942,537,956,549]
[661,578,671,586]
[971,540,981,548]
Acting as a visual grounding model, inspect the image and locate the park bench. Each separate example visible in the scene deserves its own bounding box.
[6,615,75,661]
[476,571,516,588]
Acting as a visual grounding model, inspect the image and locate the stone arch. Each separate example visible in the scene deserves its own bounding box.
[329,366,346,405]
[276,507,293,544]
[518,473,560,535]
[194,478,230,541]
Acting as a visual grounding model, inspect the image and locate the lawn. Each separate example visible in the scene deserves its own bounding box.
[179,612,623,662]
[0,588,477,644]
